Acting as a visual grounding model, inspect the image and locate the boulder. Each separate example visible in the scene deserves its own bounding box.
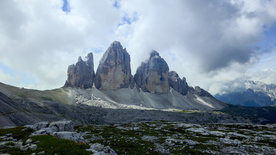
[48,120,74,132]
[31,120,74,136]
[52,131,84,142]
[134,51,170,94]
[86,143,117,155]
[94,41,132,90]
[31,122,49,131]
[32,127,55,136]
[168,71,189,95]
[64,53,95,89]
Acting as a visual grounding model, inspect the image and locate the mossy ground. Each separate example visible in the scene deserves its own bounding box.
[76,121,276,154]
[1,121,276,154]
[0,127,89,155]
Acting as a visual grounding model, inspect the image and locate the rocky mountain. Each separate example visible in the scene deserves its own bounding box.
[168,71,189,95]
[64,53,95,89]
[94,41,132,90]
[215,80,276,107]
[134,51,170,94]
[0,91,38,126]
[0,41,230,127]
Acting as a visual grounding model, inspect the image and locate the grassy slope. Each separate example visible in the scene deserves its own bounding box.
[0,82,70,105]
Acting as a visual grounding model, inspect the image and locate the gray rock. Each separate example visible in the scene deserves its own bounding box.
[38,151,45,155]
[86,143,117,155]
[134,51,170,94]
[25,138,32,144]
[64,53,95,89]
[183,139,199,145]
[141,136,158,142]
[94,41,132,90]
[32,127,55,136]
[31,122,49,131]
[168,71,189,95]
[52,131,84,142]
[48,120,74,132]
[32,120,73,136]
[29,144,37,150]
[209,131,226,137]
[220,137,241,145]
[193,86,213,97]
[186,127,209,135]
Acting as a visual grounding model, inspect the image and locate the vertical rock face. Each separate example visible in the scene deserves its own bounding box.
[168,71,189,95]
[64,53,95,89]
[134,51,170,94]
[94,41,132,90]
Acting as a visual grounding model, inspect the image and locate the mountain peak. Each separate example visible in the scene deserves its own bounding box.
[134,51,169,94]
[78,56,83,62]
[110,41,123,48]
[64,53,95,89]
[94,41,131,90]
[150,50,160,58]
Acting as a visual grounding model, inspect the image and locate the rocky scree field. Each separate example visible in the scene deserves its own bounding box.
[1,120,276,154]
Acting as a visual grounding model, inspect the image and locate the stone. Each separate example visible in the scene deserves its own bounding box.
[48,120,74,132]
[38,151,45,155]
[52,132,84,142]
[168,71,189,95]
[32,128,54,136]
[134,51,170,94]
[86,143,117,155]
[94,41,132,90]
[64,53,95,89]
[183,139,199,145]
[31,120,73,136]
[31,122,49,131]
[26,138,32,144]
[209,131,226,137]
[29,144,37,150]
[141,136,158,142]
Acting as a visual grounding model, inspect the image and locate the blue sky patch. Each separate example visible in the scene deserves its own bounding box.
[21,74,36,86]
[118,12,138,26]
[62,0,70,13]
[257,23,276,52]
[0,62,14,75]
[94,48,104,54]
[112,0,120,8]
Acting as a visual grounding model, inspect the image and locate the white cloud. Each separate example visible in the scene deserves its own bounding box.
[0,0,276,94]
[0,0,121,89]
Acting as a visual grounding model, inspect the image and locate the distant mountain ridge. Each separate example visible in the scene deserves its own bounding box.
[215,80,276,107]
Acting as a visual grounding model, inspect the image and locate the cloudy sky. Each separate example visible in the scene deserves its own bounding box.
[0,0,276,95]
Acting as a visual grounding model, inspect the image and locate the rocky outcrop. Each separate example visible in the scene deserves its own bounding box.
[94,41,132,90]
[64,53,95,89]
[31,120,84,142]
[134,51,170,94]
[193,86,213,97]
[168,71,189,95]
